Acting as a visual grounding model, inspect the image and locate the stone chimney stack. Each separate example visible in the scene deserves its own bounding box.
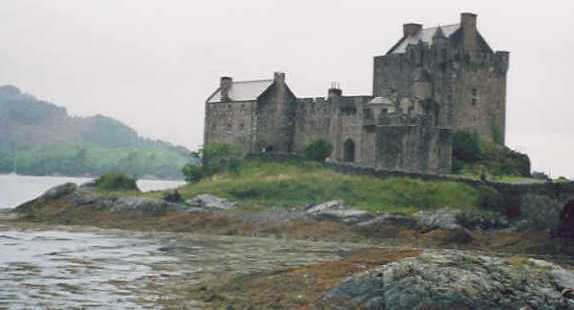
[403,23,423,37]
[328,82,343,98]
[273,72,286,85]
[220,76,233,101]
[461,12,478,55]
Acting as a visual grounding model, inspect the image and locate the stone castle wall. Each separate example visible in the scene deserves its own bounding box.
[376,123,452,174]
[204,100,257,154]
[292,97,332,153]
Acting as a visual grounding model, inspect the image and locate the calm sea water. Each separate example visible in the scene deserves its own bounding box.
[0,174,185,209]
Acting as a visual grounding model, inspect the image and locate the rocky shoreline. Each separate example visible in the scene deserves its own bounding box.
[6,182,574,309]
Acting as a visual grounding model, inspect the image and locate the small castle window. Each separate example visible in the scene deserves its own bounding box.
[239,123,245,130]
[363,108,373,120]
[471,88,479,105]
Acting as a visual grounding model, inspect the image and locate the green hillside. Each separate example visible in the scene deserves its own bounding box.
[0,85,194,179]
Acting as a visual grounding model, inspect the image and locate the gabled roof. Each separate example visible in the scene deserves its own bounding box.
[207,79,274,103]
[389,24,460,54]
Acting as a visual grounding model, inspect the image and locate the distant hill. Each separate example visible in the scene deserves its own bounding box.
[0,85,195,179]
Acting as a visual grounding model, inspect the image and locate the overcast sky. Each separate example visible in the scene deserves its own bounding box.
[0,0,572,177]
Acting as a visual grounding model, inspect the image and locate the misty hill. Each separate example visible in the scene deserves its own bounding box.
[0,85,193,179]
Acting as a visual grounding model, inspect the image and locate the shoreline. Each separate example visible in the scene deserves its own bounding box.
[7,179,574,308]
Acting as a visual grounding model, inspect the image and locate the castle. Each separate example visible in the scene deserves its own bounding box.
[204,13,509,174]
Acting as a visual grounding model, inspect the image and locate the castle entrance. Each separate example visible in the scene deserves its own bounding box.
[343,139,355,162]
[558,200,574,238]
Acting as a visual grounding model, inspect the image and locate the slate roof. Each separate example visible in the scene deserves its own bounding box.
[389,24,460,54]
[207,79,274,103]
[368,97,394,105]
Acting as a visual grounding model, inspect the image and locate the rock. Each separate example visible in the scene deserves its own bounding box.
[315,209,373,224]
[305,200,346,214]
[163,190,183,203]
[415,209,462,230]
[324,250,574,309]
[0,209,19,220]
[14,182,79,213]
[306,200,373,224]
[186,194,236,210]
[357,213,417,228]
[79,180,97,189]
[110,197,181,216]
[42,183,77,200]
[158,245,177,252]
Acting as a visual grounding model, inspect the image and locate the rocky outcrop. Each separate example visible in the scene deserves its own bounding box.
[186,194,236,210]
[324,250,574,309]
[415,209,462,230]
[43,183,78,200]
[305,200,373,224]
[358,213,417,228]
[15,182,183,217]
[110,197,181,216]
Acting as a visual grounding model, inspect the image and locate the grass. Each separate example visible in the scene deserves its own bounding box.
[179,160,480,214]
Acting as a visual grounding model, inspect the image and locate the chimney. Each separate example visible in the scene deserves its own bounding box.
[273,72,286,84]
[220,76,232,101]
[403,23,423,37]
[328,82,342,98]
[461,12,478,54]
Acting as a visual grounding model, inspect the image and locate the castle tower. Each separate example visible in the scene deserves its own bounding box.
[373,12,509,144]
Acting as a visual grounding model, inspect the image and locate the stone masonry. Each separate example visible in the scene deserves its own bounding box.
[204,13,509,174]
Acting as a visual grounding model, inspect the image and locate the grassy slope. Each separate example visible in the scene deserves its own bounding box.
[179,160,480,214]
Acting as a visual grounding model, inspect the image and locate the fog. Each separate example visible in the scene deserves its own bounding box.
[0,0,572,177]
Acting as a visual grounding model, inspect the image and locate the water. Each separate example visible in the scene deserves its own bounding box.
[0,175,358,308]
[0,174,185,209]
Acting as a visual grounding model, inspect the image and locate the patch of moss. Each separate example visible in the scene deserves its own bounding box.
[94,173,139,192]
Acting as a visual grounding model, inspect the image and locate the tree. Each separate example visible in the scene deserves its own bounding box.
[304,139,333,162]
[452,130,482,163]
[182,144,243,183]
[203,144,243,177]
[182,164,203,183]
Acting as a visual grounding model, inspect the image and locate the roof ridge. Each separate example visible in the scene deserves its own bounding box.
[233,79,273,84]
[423,23,459,30]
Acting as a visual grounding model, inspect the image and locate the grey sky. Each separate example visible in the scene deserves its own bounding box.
[0,0,572,177]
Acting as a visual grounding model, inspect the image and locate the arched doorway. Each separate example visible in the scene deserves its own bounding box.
[558,200,574,238]
[343,139,355,163]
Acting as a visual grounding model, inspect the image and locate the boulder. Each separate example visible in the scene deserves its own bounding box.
[110,197,181,216]
[305,200,346,214]
[79,179,97,189]
[42,183,77,200]
[306,200,373,224]
[415,209,462,230]
[186,194,236,210]
[324,250,574,309]
[314,209,373,224]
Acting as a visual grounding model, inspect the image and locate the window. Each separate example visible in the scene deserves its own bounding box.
[363,108,373,120]
[471,88,479,105]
